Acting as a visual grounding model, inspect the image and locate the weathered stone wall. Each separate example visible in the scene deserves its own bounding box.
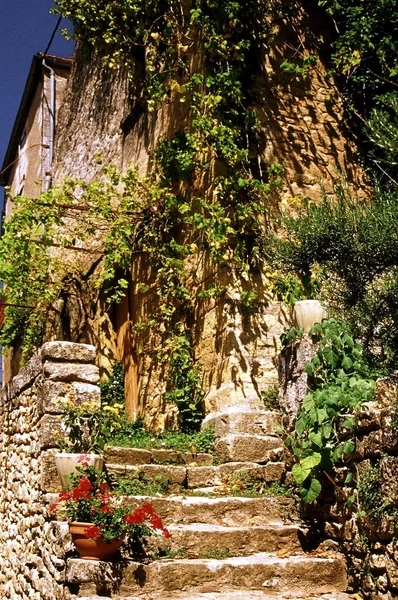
[50,4,367,422]
[279,335,398,599]
[319,377,398,599]
[0,342,100,600]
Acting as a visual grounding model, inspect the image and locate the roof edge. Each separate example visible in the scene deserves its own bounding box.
[0,53,72,188]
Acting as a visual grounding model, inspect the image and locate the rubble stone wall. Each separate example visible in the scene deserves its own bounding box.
[320,377,398,599]
[0,342,100,600]
[280,337,398,599]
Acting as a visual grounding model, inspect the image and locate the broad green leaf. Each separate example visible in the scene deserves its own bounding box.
[309,431,323,448]
[292,462,310,484]
[342,416,356,430]
[322,422,332,439]
[309,323,322,337]
[300,477,322,503]
[301,452,322,470]
[343,439,355,455]
[305,362,316,377]
[295,416,307,436]
[341,356,353,371]
[303,394,315,411]
[317,408,328,423]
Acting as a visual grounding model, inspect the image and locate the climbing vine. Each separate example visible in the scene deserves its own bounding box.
[283,318,375,503]
[2,0,304,427]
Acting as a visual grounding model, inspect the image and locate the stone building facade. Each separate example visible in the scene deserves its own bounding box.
[0,4,367,425]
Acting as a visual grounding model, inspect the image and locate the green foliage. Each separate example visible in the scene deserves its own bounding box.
[280,326,304,348]
[261,385,280,411]
[199,547,232,560]
[366,95,398,169]
[57,398,126,454]
[218,470,293,499]
[164,330,204,432]
[357,464,389,525]
[284,318,375,503]
[317,0,398,180]
[100,362,125,407]
[269,183,398,371]
[106,418,215,455]
[280,55,318,78]
[115,472,174,496]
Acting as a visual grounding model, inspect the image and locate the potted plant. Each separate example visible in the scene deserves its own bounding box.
[50,463,171,560]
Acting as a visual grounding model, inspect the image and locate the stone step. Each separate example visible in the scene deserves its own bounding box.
[105,446,214,467]
[106,461,286,490]
[66,552,347,597]
[167,523,303,555]
[75,593,353,600]
[118,495,296,526]
[140,593,353,600]
[215,434,284,463]
[202,406,281,438]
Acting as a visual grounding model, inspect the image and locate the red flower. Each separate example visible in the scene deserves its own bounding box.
[49,503,58,512]
[163,528,171,539]
[72,477,93,500]
[141,502,155,516]
[100,505,111,513]
[99,492,112,504]
[99,483,110,490]
[72,487,92,501]
[150,514,164,530]
[84,525,101,539]
[123,512,141,525]
[78,477,93,492]
[59,490,73,502]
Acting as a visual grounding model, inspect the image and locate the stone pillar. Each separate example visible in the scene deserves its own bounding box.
[0,341,99,600]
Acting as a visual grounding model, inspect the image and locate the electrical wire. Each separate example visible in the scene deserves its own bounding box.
[43,15,63,57]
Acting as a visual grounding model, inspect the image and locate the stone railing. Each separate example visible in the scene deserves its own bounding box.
[0,341,100,600]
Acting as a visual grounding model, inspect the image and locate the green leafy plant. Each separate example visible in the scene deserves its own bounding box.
[318,0,398,181]
[268,183,398,371]
[105,417,215,455]
[100,362,125,407]
[218,471,293,499]
[164,330,204,432]
[283,318,375,503]
[57,399,105,454]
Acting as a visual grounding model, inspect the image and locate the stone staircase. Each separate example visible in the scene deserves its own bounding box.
[48,405,352,600]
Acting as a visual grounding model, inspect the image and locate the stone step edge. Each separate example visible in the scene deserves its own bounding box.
[66,551,347,594]
[45,492,295,508]
[106,461,286,489]
[77,594,352,600]
[67,551,345,572]
[105,446,215,467]
[166,523,303,533]
[131,594,353,600]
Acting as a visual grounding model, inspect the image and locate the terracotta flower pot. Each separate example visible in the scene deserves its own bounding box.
[69,522,124,561]
[55,453,104,488]
[292,299,327,333]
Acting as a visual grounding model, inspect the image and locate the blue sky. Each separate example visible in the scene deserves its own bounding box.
[0,0,74,179]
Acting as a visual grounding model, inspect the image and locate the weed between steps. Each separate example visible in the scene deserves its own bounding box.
[106,417,216,454]
[113,470,294,500]
[153,547,241,560]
